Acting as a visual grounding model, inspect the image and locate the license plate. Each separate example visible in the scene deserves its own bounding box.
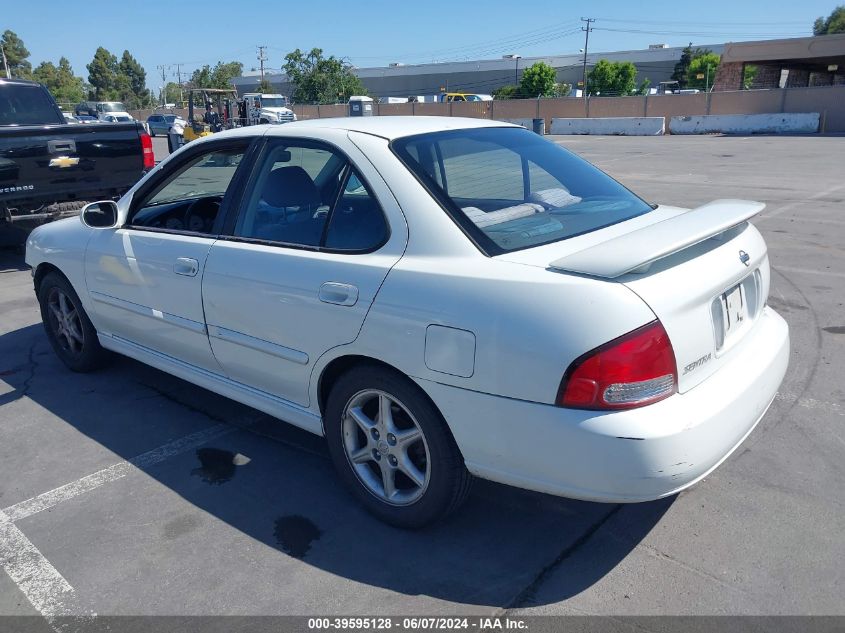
[722,283,747,337]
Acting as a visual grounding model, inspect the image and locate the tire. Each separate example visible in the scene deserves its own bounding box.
[324,365,472,528]
[37,271,110,372]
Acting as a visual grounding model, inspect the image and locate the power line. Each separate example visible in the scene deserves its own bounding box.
[593,17,809,26]
[592,27,808,38]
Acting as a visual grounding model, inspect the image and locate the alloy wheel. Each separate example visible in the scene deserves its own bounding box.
[46,287,84,356]
[341,389,431,506]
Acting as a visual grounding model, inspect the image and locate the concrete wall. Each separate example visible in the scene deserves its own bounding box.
[588,97,647,118]
[709,89,783,115]
[501,118,534,129]
[783,87,845,133]
[645,93,708,119]
[283,85,844,133]
[669,113,819,134]
[550,117,665,135]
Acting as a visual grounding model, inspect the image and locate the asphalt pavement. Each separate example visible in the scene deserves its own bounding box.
[0,134,842,623]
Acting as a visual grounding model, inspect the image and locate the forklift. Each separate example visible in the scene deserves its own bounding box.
[183,88,239,143]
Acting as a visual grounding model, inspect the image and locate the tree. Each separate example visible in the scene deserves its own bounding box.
[553,82,572,97]
[743,64,758,90]
[519,61,557,98]
[118,50,149,107]
[492,84,520,99]
[211,61,243,89]
[190,61,244,90]
[283,48,366,104]
[671,43,694,89]
[258,78,273,93]
[189,65,212,89]
[672,45,719,90]
[814,5,845,34]
[160,82,182,105]
[32,57,85,104]
[586,59,638,96]
[636,78,652,95]
[687,53,721,91]
[1,30,32,78]
[87,47,118,99]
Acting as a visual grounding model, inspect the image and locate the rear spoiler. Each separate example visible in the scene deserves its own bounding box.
[549,199,765,279]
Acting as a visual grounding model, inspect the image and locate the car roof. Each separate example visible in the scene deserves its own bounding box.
[272,116,515,140]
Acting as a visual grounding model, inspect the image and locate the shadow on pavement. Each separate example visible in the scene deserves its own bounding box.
[0,312,673,608]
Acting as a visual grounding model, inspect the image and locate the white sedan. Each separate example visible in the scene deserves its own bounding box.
[25,117,789,528]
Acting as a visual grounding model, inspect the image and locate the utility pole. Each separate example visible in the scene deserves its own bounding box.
[156,64,170,105]
[581,17,595,98]
[257,46,267,89]
[1,43,11,79]
[174,64,183,107]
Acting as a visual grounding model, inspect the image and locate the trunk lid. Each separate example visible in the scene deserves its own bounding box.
[497,200,771,393]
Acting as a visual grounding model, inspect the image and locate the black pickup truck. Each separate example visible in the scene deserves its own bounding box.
[0,78,153,245]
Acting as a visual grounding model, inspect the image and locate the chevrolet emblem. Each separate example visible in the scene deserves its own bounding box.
[49,156,80,168]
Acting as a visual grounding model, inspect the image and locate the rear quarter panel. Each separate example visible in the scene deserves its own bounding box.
[347,255,657,405]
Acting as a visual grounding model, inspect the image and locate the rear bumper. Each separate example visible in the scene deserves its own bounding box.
[416,307,789,502]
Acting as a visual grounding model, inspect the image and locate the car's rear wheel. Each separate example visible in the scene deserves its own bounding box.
[38,272,110,372]
[325,365,472,528]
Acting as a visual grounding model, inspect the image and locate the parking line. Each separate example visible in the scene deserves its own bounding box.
[0,509,85,619]
[775,392,844,417]
[2,423,235,522]
[0,422,240,627]
[771,265,845,279]
[758,183,845,223]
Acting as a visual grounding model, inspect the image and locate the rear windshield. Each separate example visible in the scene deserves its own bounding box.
[0,84,62,126]
[391,127,653,255]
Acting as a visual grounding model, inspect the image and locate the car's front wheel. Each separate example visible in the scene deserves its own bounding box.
[38,272,110,372]
[325,365,472,528]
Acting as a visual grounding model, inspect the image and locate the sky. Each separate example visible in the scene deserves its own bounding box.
[2,0,837,91]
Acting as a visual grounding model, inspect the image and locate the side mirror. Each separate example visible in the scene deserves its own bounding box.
[80,201,118,229]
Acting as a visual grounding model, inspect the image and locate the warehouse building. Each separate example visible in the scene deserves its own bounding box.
[232,42,725,100]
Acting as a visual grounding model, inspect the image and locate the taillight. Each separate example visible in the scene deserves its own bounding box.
[556,321,677,410]
[140,133,155,169]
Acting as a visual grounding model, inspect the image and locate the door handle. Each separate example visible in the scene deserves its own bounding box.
[47,139,76,154]
[173,257,199,277]
[319,282,359,306]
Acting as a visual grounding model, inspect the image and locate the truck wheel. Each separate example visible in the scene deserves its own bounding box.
[38,272,110,372]
[324,365,472,529]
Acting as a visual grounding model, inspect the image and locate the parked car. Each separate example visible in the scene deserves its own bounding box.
[439,92,493,102]
[101,114,133,123]
[0,78,154,244]
[147,113,186,137]
[74,115,98,124]
[25,117,789,528]
[61,112,79,124]
[74,101,134,121]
